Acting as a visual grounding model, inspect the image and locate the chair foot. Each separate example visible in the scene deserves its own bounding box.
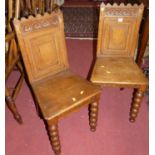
[129,88,145,122]
[14,113,23,124]
[6,95,23,124]
[47,123,61,155]
[89,101,99,132]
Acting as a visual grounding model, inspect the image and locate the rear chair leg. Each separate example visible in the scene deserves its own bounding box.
[89,101,99,132]
[47,122,61,155]
[129,87,146,122]
[6,89,23,124]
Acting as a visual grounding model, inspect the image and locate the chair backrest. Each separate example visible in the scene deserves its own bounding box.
[97,3,144,58]
[13,10,69,83]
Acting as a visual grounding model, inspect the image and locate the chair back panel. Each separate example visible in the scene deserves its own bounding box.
[13,11,69,83]
[97,3,144,58]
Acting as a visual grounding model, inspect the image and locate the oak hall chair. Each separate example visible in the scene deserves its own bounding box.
[13,10,101,155]
[90,3,148,122]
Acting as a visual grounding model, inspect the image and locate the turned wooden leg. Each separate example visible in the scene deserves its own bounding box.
[47,122,61,155]
[129,88,146,122]
[5,89,23,124]
[89,101,99,132]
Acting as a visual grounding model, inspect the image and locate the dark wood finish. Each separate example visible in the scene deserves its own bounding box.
[89,99,99,132]
[130,86,147,122]
[90,3,148,122]
[19,0,59,16]
[137,11,149,66]
[13,10,101,155]
[139,0,149,7]
[47,122,61,155]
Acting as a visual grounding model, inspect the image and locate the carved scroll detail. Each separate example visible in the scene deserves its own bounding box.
[21,17,59,33]
[100,2,144,17]
[105,8,138,16]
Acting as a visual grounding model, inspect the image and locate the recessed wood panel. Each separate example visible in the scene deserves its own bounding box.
[100,17,136,57]
[24,31,67,80]
[108,25,128,50]
[30,33,59,70]
[100,17,136,56]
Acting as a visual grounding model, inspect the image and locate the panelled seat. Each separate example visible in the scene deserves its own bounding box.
[32,70,100,120]
[91,57,148,86]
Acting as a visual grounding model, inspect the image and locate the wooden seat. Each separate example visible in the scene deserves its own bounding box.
[33,70,101,120]
[13,10,101,155]
[90,3,148,123]
[91,57,148,86]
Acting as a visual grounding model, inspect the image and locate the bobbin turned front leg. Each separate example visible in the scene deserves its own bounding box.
[89,100,99,132]
[47,121,61,155]
[5,89,23,124]
[129,87,146,122]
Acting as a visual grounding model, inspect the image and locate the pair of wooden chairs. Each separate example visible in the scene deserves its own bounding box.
[13,3,148,155]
